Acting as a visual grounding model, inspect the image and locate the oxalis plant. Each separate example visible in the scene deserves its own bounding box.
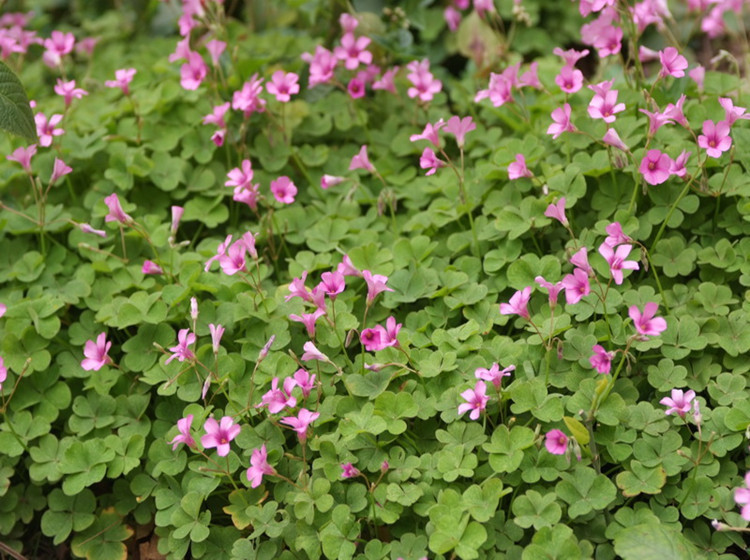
[1,0,750,558]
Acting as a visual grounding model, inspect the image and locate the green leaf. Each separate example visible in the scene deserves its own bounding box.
[615,460,666,497]
[483,425,535,473]
[70,510,133,560]
[555,467,616,518]
[512,490,562,530]
[614,524,704,560]
[0,60,36,140]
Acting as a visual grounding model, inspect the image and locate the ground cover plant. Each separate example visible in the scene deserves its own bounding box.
[2,0,750,558]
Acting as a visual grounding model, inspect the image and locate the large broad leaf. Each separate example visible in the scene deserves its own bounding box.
[614,524,704,560]
[0,60,36,140]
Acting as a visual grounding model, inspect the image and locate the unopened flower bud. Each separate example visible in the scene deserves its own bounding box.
[258,335,275,362]
[190,297,198,322]
[381,461,389,472]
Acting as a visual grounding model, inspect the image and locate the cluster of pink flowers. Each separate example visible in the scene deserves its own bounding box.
[410,116,476,175]
[475,61,541,108]
[204,232,258,275]
[458,363,514,420]
[360,317,401,351]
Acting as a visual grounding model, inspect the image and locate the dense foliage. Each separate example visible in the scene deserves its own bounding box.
[1,0,750,558]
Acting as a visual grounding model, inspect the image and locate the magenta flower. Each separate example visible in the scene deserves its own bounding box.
[201,416,241,456]
[205,39,226,66]
[218,238,248,275]
[499,286,532,320]
[7,145,37,173]
[663,95,689,127]
[718,97,750,126]
[639,149,673,185]
[334,32,372,70]
[444,6,461,31]
[544,197,568,226]
[660,389,695,417]
[658,47,688,78]
[104,193,133,224]
[362,270,394,303]
[590,345,615,374]
[54,79,88,107]
[301,341,330,363]
[42,30,74,67]
[170,415,196,450]
[457,380,490,420]
[337,254,361,277]
[49,158,72,185]
[547,103,576,139]
[166,329,196,364]
[170,206,184,238]
[35,113,64,147]
[555,65,584,94]
[360,328,386,352]
[372,65,399,94]
[698,120,732,158]
[259,377,297,414]
[105,68,136,95]
[79,223,107,238]
[180,51,207,90]
[587,81,625,123]
[545,429,568,455]
[246,444,276,488]
[81,333,113,371]
[349,145,375,173]
[508,154,533,180]
[226,160,254,189]
[302,45,337,88]
[406,59,442,102]
[603,222,631,248]
[670,150,691,178]
[602,128,629,152]
[320,174,345,190]
[689,65,705,90]
[561,268,591,304]
[341,463,360,479]
[734,472,750,521]
[535,276,564,306]
[293,368,316,398]
[553,47,590,68]
[475,70,514,107]
[202,102,230,130]
[232,74,267,117]
[599,243,639,285]
[347,76,366,99]
[289,309,326,338]
[280,408,320,441]
[420,147,445,176]
[208,324,224,354]
[142,260,163,275]
[410,119,445,147]
[339,13,359,32]
[270,176,297,204]
[629,302,667,337]
[474,363,514,390]
[443,115,476,148]
[0,303,5,318]
[266,70,300,102]
[519,62,542,90]
[319,271,345,299]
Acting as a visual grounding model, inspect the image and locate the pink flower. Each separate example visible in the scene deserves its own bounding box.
[105,68,136,95]
[545,429,568,455]
[286,271,312,302]
[519,62,542,89]
[205,39,226,66]
[349,145,375,173]
[334,32,372,70]
[225,159,254,189]
[547,104,576,139]
[301,341,330,363]
[270,176,297,204]
[444,6,462,31]
[561,268,591,304]
[339,13,359,32]
[663,96,689,127]
[500,286,532,319]
[603,128,629,151]
[362,270,394,303]
[420,147,445,176]
[81,333,113,371]
[590,344,615,374]
[79,223,107,237]
[104,193,133,224]
[458,380,489,420]
[259,377,298,413]
[142,260,163,275]
[444,115,475,148]
[535,276,564,306]
[718,97,750,126]
[570,247,593,275]
[689,65,705,91]
[180,51,207,90]
[629,302,667,337]
[0,356,5,392]
[381,316,402,347]
[660,388,695,417]
[603,222,631,247]
[670,150,690,178]
[698,120,732,158]
[360,328,386,352]
[410,119,445,147]
[302,46,337,88]
[406,59,442,102]
[201,416,241,456]
[658,47,688,78]
[232,74,266,117]
[553,47,590,68]
[555,65,584,94]
[7,144,36,173]
[266,70,300,102]
[508,154,533,179]
[341,463,360,478]
[320,174,345,190]
[280,408,320,441]
[35,113,64,147]
[247,444,276,488]
[734,472,750,521]
[337,254,361,277]
[170,206,184,239]
[293,369,316,398]
[42,30,74,68]
[290,309,326,338]
[587,80,625,123]
[170,415,196,450]
[208,324,224,354]
[475,66,518,107]
[203,102,230,129]
[49,158,72,185]
[0,303,5,318]
[54,79,88,107]
[372,66,399,94]
[639,149,673,185]
[219,238,249,275]
[542,197,568,226]
[639,108,674,136]
[166,329,196,364]
[347,76,366,99]
[319,271,345,299]
[204,235,233,272]
[474,363,514,390]
[599,243,639,285]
